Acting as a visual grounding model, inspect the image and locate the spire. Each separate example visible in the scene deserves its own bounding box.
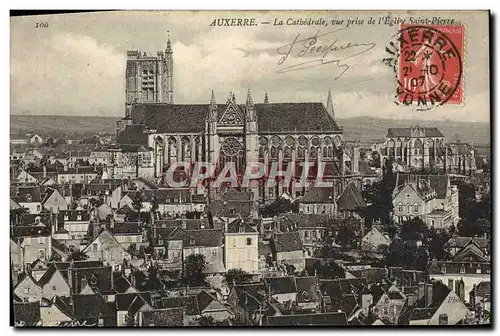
[246,88,254,106]
[209,90,217,121]
[166,30,172,53]
[246,89,256,121]
[228,91,233,103]
[232,92,236,103]
[326,90,334,120]
[264,92,269,104]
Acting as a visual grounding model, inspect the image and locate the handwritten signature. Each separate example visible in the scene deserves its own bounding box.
[15,320,96,327]
[276,27,376,79]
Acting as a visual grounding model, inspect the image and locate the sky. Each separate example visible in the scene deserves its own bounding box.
[10,10,490,122]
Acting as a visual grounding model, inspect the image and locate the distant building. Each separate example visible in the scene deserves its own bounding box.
[380,126,476,174]
[224,218,259,276]
[392,173,459,228]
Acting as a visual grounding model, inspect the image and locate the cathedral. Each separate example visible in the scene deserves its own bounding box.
[380,126,477,174]
[116,38,353,200]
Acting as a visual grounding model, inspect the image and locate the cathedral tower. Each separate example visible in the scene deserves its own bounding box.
[124,34,174,117]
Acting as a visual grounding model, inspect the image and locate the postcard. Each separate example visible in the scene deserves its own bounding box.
[10,10,490,327]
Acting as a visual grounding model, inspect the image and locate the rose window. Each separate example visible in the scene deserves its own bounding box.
[222,137,242,156]
[311,137,321,146]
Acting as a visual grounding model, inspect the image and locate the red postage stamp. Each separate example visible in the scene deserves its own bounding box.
[390,24,465,108]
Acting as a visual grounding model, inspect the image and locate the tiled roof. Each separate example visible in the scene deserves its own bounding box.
[226,218,258,234]
[298,187,335,203]
[182,229,223,248]
[387,127,444,138]
[161,295,200,316]
[129,102,341,134]
[295,276,320,303]
[209,200,255,218]
[141,307,184,326]
[116,124,149,146]
[13,302,41,326]
[272,231,303,252]
[280,213,328,229]
[264,276,297,295]
[266,312,347,326]
[115,292,152,311]
[397,173,450,199]
[336,182,366,211]
[71,266,113,295]
[72,294,114,319]
[471,281,490,297]
[18,186,42,203]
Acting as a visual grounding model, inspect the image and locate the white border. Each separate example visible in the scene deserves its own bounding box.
[2,1,497,335]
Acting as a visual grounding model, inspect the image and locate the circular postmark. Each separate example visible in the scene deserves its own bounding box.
[383,25,463,111]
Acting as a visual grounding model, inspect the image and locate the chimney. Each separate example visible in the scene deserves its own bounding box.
[425,283,433,307]
[110,216,115,228]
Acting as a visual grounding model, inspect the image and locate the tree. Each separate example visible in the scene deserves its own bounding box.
[457,218,490,237]
[183,253,206,286]
[68,250,89,261]
[48,253,62,262]
[196,315,227,326]
[400,217,427,241]
[428,228,451,260]
[225,268,250,286]
[336,224,356,248]
[132,191,143,223]
[261,198,297,217]
[126,243,137,257]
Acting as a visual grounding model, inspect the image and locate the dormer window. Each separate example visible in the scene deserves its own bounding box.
[460,265,466,274]
[441,264,446,273]
[190,237,195,245]
[476,265,482,274]
[64,215,69,221]
[25,193,32,202]
[302,291,310,302]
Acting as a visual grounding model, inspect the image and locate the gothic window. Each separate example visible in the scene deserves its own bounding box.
[285,136,295,147]
[414,204,419,213]
[406,204,410,213]
[181,136,191,161]
[323,146,333,158]
[324,136,333,145]
[310,146,317,159]
[414,139,423,155]
[259,147,265,159]
[271,136,282,147]
[297,147,305,159]
[271,147,278,159]
[284,146,292,160]
[167,136,177,162]
[298,136,308,147]
[194,137,201,160]
[222,137,242,156]
[259,137,268,146]
[311,137,321,146]
[333,136,342,147]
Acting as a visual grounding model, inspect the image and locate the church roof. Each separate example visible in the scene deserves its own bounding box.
[336,182,366,211]
[128,102,341,134]
[387,127,444,138]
